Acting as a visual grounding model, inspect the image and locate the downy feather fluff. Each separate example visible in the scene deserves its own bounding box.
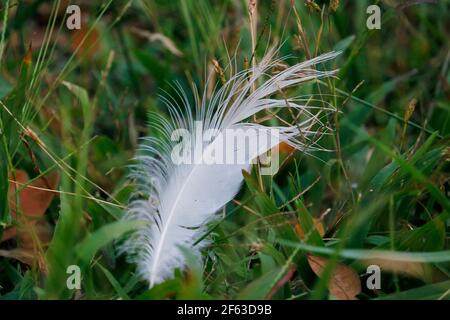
[120,48,339,286]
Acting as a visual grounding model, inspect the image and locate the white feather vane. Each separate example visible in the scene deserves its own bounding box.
[120,48,339,286]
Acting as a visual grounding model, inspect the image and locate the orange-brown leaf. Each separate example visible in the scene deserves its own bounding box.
[278,142,296,154]
[362,258,431,281]
[72,27,100,58]
[9,169,59,218]
[0,170,58,272]
[0,227,17,242]
[307,255,361,300]
[0,248,47,273]
[2,169,59,244]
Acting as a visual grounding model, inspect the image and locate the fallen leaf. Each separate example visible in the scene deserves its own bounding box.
[0,248,35,264]
[0,248,47,272]
[72,26,101,58]
[0,169,59,272]
[278,142,296,154]
[0,227,17,242]
[8,169,60,219]
[307,255,361,300]
[362,258,432,282]
[18,220,53,250]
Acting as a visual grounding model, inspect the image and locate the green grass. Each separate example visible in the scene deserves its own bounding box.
[0,0,449,300]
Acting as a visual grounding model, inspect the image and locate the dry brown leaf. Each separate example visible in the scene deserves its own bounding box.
[278,142,296,154]
[0,169,59,271]
[1,226,17,242]
[362,258,431,281]
[307,255,361,300]
[0,248,36,264]
[8,169,60,219]
[72,26,101,58]
[18,220,53,250]
[0,248,47,273]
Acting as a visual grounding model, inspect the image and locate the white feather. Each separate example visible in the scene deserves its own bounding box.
[120,49,339,286]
